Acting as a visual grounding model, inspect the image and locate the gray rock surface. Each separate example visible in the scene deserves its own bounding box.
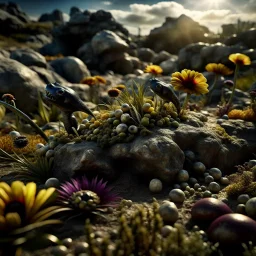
[38,9,64,23]
[0,57,45,112]
[51,112,256,183]
[137,48,156,62]
[152,51,173,65]
[91,30,129,55]
[159,57,178,74]
[10,48,47,68]
[144,14,209,54]
[0,9,24,34]
[50,56,91,83]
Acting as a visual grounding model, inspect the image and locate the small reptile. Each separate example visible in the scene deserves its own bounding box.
[149,78,181,113]
[45,82,95,134]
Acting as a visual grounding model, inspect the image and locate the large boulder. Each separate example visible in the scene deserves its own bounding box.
[49,56,91,83]
[38,9,64,23]
[42,9,129,56]
[0,9,25,34]
[51,112,256,183]
[137,48,156,62]
[91,30,129,55]
[0,57,45,113]
[10,48,47,68]
[144,14,209,54]
[0,2,30,23]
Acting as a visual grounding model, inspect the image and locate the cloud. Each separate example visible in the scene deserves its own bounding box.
[101,1,112,6]
[108,1,256,35]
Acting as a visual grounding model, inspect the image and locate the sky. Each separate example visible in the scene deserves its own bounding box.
[13,0,256,35]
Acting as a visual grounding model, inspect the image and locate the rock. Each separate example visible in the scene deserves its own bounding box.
[0,49,10,58]
[159,57,178,74]
[225,28,256,49]
[69,12,90,24]
[53,129,184,183]
[10,48,47,68]
[50,56,91,83]
[38,9,64,23]
[77,42,99,69]
[144,14,209,54]
[0,9,24,34]
[152,51,173,65]
[39,41,64,57]
[0,57,45,113]
[91,30,129,56]
[0,2,30,23]
[137,48,156,62]
[50,10,129,56]
[69,6,83,17]
[29,66,69,84]
[27,34,52,45]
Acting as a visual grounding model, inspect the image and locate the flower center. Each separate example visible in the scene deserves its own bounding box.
[183,79,195,89]
[70,190,101,211]
[4,201,26,220]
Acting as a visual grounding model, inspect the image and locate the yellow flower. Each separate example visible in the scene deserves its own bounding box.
[108,88,121,98]
[205,63,233,76]
[144,65,163,75]
[114,84,126,90]
[94,76,107,84]
[0,181,61,232]
[171,69,209,95]
[80,77,98,86]
[229,53,251,66]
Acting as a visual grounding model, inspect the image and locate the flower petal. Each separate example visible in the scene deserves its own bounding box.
[24,182,37,217]
[0,188,11,203]
[5,212,21,229]
[11,181,25,202]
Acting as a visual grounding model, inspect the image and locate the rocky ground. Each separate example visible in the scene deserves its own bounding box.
[0,2,256,256]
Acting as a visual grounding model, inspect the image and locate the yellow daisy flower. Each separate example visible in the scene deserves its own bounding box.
[94,76,107,84]
[0,181,62,232]
[144,65,163,75]
[171,69,209,95]
[205,63,233,76]
[114,84,126,90]
[80,77,98,86]
[229,53,251,66]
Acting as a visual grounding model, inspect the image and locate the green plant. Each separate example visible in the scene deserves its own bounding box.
[118,82,148,123]
[0,148,53,183]
[0,100,48,142]
[33,92,61,126]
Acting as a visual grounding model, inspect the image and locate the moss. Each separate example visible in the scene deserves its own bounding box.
[224,169,256,198]
[211,124,237,143]
[83,201,217,256]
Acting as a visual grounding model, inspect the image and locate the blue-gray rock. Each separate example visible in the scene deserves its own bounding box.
[50,56,91,83]
[10,48,47,68]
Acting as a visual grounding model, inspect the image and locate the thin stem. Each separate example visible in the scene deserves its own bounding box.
[11,100,21,132]
[181,94,191,113]
[206,74,219,104]
[0,100,48,142]
[228,64,239,106]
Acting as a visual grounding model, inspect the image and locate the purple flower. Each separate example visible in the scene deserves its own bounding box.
[57,176,120,213]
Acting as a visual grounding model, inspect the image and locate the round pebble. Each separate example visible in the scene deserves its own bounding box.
[51,245,68,256]
[248,159,256,168]
[161,225,173,237]
[149,179,162,193]
[169,189,185,203]
[116,123,128,134]
[74,242,89,255]
[236,204,246,214]
[45,178,60,188]
[203,190,212,198]
[245,197,256,218]
[159,202,179,223]
[194,183,200,190]
[201,185,206,191]
[188,177,198,186]
[193,162,206,175]
[208,182,221,193]
[176,169,189,182]
[9,131,21,139]
[205,175,214,184]
[114,109,123,118]
[237,194,250,204]
[62,238,72,248]
[209,168,222,180]
[173,184,181,189]
[45,149,54,158]
[180,182,189,190]
[220,177,230,185]
[184,150,196,161]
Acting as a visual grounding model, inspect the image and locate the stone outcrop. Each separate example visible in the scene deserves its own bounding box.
[38,9,64,23]
[51,112,256,183]
[144,14,209,54]
[0,57,45,112]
